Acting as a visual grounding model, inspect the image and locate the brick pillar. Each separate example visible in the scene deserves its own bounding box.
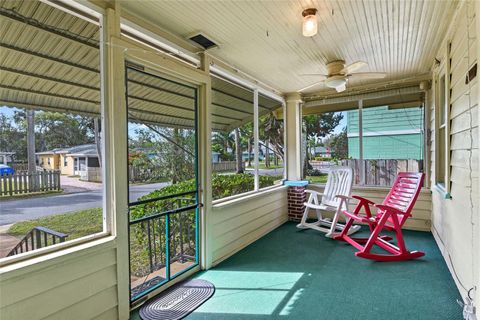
[288,186,307,221]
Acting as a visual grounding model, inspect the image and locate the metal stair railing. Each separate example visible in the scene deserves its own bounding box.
[7,226,68,257]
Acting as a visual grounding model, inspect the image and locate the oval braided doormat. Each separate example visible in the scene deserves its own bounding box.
[139,279,215,320]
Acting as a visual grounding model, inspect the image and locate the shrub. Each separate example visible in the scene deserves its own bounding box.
[130,173,280,221]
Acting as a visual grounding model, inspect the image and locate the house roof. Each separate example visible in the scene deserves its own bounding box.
[0,1,281,133]
[36,144,98,157]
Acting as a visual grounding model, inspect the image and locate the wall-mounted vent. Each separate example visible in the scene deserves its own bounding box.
[188,33,217,50]
[465,63,477,85]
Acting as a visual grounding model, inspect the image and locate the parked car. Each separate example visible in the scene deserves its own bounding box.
[0,164,15,176]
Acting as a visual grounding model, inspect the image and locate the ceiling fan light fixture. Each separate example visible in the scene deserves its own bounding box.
[325,76,347,90]
[302,8,318,37]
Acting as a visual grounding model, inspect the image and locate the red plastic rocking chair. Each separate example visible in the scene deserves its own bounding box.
[334,172,425,261]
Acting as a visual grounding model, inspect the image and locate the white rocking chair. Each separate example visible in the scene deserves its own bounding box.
[296,166,360,238]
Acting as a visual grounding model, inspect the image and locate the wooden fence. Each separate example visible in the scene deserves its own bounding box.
[340,159,423,186]
[0,170,61,196]
[10,163,28,171]
[212,161,237,172]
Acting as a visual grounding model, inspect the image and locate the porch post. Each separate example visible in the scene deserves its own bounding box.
[198,53,213,269]
[284,92,303,181]
[103,5,130,319]
[284,93,307,222]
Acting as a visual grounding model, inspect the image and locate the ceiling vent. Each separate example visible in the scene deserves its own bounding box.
[188,33,218,50]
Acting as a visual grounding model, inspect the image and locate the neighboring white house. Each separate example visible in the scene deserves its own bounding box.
[0,152,15,165]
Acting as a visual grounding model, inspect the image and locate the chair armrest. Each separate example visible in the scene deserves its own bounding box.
[305,190,323,196]
[374,204,409,216]
[352,195,375,205]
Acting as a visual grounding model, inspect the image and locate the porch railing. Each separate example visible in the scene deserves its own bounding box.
[130,197,197,278]
[7,226,68,257]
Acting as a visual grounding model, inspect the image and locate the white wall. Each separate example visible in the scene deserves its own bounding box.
[210,187,288,266]
[429,0,479,306]
[0,239,118,320]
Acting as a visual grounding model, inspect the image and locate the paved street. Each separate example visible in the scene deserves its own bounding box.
[0,182,168,225]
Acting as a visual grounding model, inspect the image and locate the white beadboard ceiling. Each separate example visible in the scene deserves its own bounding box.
[120,0,458,94]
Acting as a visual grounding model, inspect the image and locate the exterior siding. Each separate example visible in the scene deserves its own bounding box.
[0,239,119,320]
[348,134,424,159]
[211,187,288,266]
[60,155,75,175]
[347,105,424,159]
[38,155,59,171]
[429,0,479,305]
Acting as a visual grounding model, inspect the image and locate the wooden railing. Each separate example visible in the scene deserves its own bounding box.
[7,226,68,257]
[0,170,61,196]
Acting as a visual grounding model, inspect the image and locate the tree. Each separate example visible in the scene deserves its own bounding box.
[329,128,348,159]
[302,113,343,176]
[0,112,26,161]
[212,131,234,161]
[259,112,284,168]
[33,111,94,151]
[234,128,243,173]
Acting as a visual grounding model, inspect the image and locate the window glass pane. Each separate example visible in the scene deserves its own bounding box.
[302,110,352,184]
[210,77,254,200]
[126,67,197,204]
[360,105,425,186]
[439,75,446,126]
[258,94,284,188]
[0,0,103,259]
[302,104,425,187]
[438,127,446,185]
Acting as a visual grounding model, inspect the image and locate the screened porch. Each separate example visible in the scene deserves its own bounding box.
[0,1,478,320]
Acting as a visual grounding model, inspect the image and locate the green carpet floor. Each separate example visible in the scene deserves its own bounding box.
[132,222,462,320]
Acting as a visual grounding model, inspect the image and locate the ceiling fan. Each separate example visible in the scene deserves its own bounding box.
[298,60,387,93]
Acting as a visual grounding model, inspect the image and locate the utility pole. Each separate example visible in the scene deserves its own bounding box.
[26,109,36,191]
[26,109,36,173]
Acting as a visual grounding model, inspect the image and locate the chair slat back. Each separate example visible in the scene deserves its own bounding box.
[322,166,353,208]
[382,172,425,219]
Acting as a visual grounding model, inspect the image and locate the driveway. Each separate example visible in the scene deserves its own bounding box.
[0,182,168,225]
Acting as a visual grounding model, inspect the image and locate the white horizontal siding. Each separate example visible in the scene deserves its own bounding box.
[211,187,288,266]
[0,239,118,320]
[429,0,479,304]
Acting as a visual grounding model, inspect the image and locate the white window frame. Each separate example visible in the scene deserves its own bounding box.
[434,42,452,198]
[303,101,426,188]
[0,1,108,267]
[211,85,286,204]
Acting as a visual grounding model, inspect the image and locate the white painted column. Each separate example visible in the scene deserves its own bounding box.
[285,92,303,181]
[359,99,364,185]
[103,6,130,319]
[253,89,259,190]
[198,53,213,270]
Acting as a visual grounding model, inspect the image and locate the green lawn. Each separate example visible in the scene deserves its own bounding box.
[8,208,103,240]
[306,173,328,184]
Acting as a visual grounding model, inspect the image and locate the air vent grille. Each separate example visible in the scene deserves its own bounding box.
[189,33,217,50]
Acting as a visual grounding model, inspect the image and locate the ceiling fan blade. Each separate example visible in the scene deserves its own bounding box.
[335,83,346,92]
[349,72,387,79]
[341,61,367,74]
[298,80,326,92]
[299,74,328,78]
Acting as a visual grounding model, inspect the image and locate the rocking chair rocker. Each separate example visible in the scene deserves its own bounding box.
[334,172,425,261]
[296,166,360,238]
